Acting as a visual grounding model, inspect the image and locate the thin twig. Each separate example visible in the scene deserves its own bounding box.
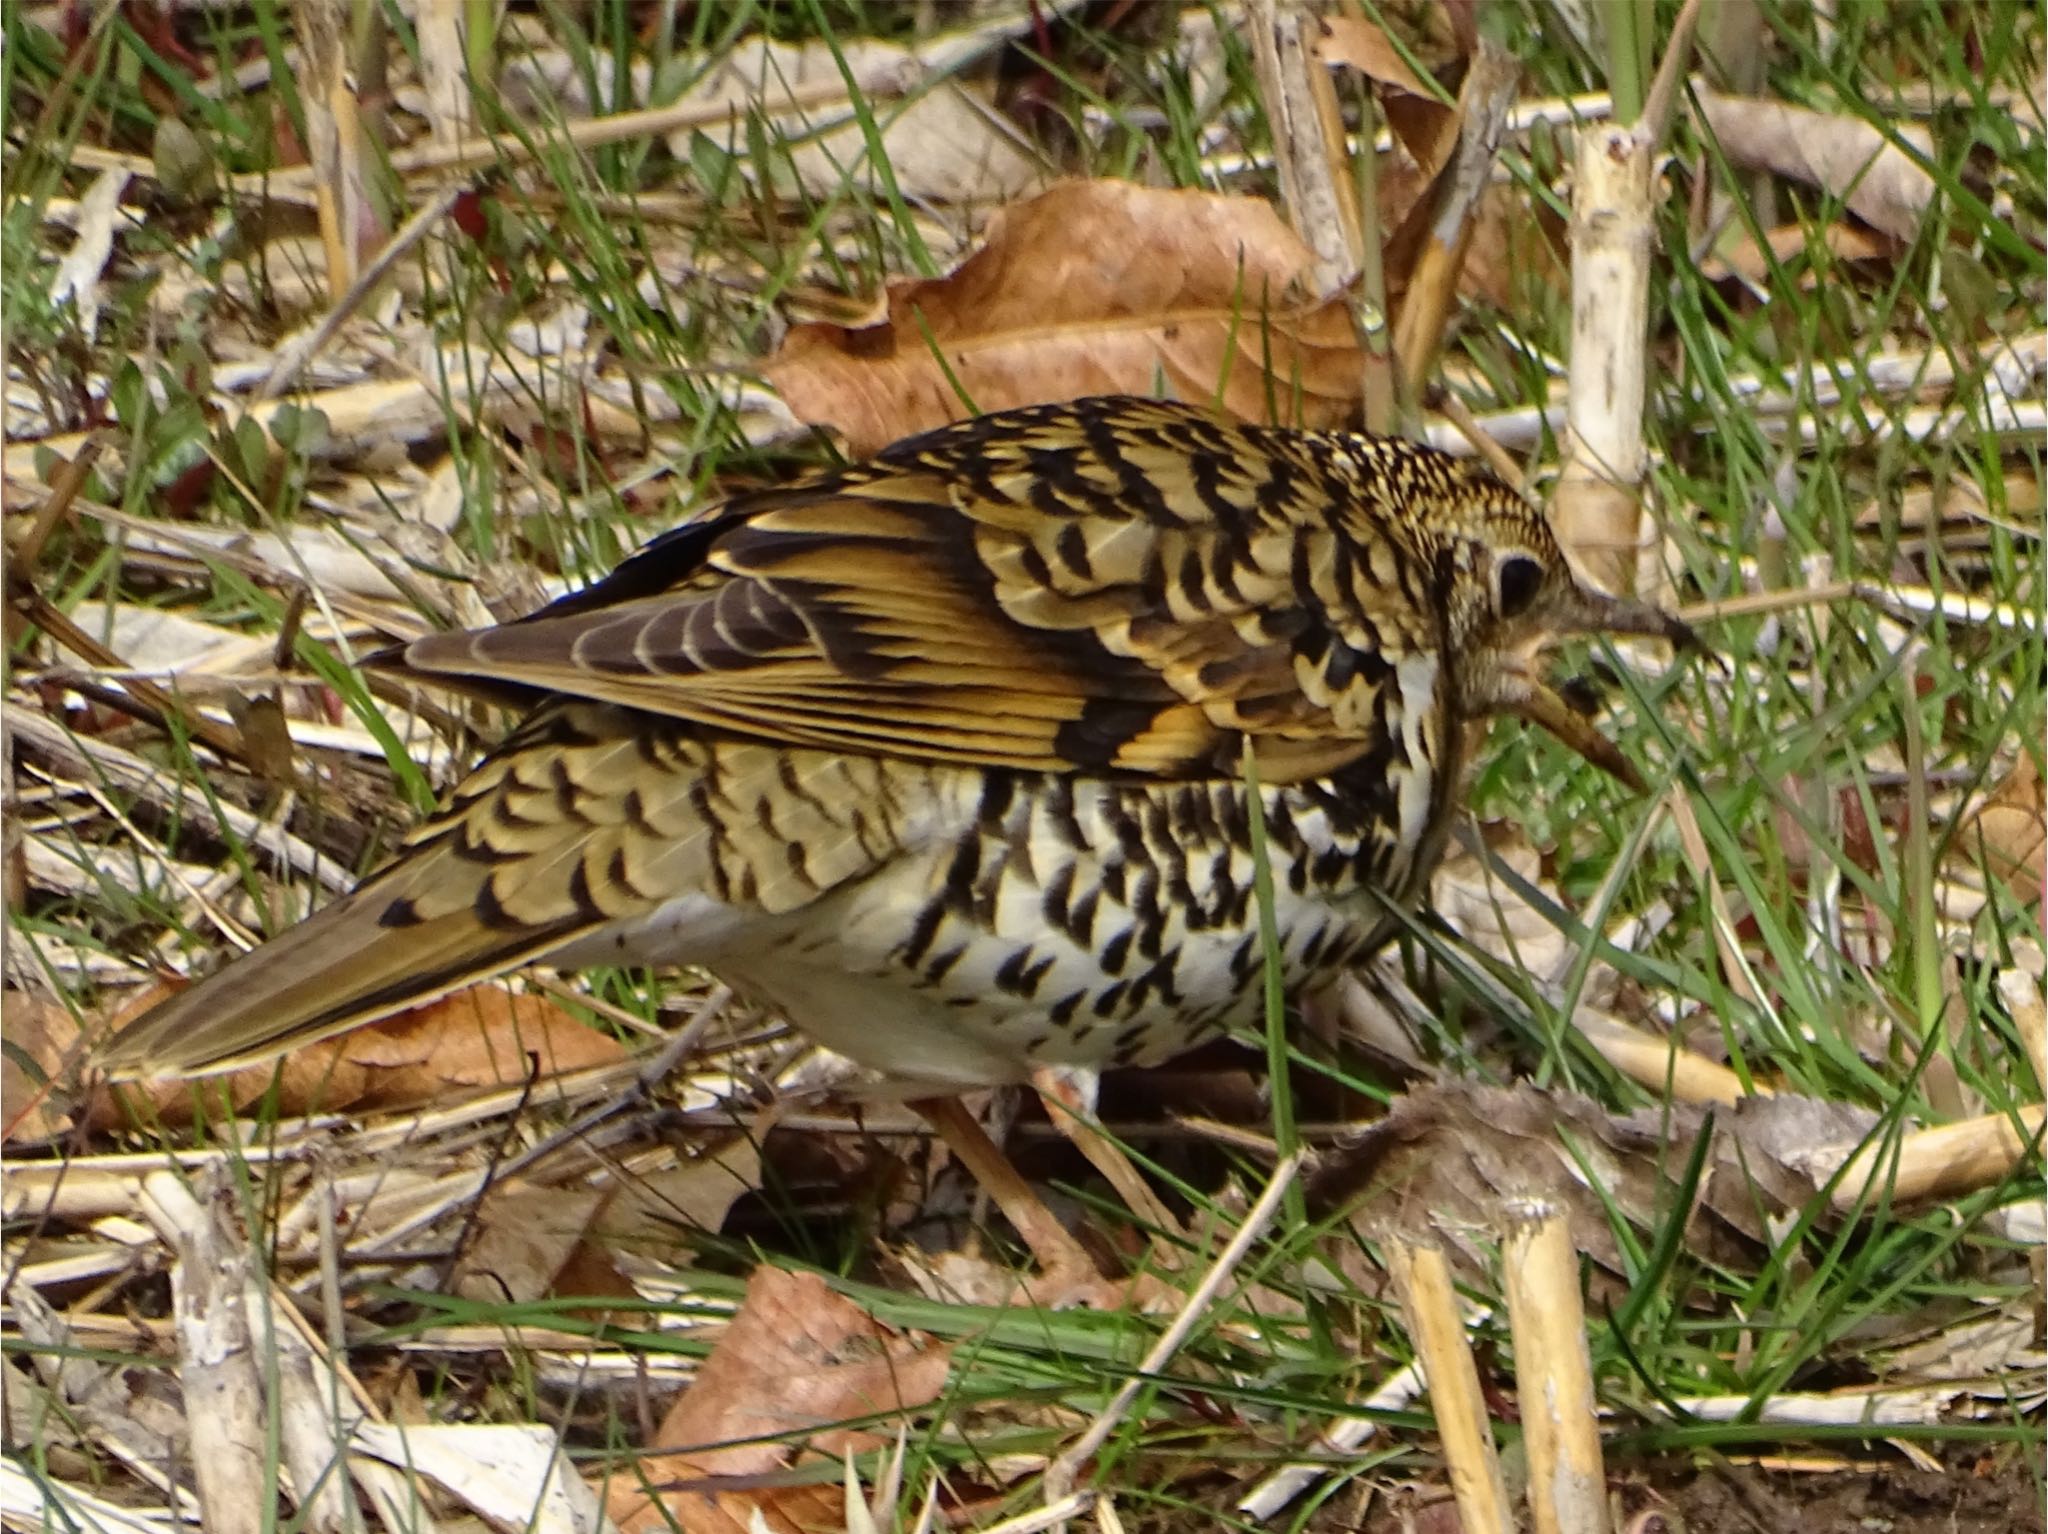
[1041,1151,1304,1501]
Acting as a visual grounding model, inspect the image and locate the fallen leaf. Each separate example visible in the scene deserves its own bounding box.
[340,985,628,1103]
[1957,752,2046,904]
[95,982,625,1125]
[2,992,87,1143]
[1702,219,1897,287]
[1313,1082,1878,1301]
[651,29,1049,202]
[764,179,1361,453]
[452,1181,631,1311]
[610,1266,950,1533]
[1315,14,1457,176]
[595,1138,764,1254]
[1696,92,1939,243]
[350,1422,603,1534]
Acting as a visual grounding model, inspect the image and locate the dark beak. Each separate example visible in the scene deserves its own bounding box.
[1496,586,1698,793]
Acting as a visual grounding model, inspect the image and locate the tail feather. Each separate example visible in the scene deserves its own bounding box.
[96,858,599,1081]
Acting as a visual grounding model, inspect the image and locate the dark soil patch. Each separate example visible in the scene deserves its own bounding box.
[1634,1447,2043,1534]
[1343,1446,2042,1534]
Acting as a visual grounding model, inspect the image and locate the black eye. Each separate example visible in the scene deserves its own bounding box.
[1496,554,1545,617]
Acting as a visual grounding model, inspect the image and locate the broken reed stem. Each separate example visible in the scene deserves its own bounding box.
[1385,1238,1514,1534]
[1246,0,1362,296]
[141,1171,266,1534]
[1828,1103,2047,1212]
[1390,41,1519,406]
[1501,1203,1610,1534]
[1246,0,1396,425]
[1554,120,1655,599]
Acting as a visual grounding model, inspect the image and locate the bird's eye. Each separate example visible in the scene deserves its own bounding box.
[1496,554,1545,617]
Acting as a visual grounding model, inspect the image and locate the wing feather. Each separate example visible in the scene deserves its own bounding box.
[392,398,1443,782]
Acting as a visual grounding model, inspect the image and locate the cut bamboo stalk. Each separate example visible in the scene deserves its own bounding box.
[1385,1238,1514,1534]
[1554,120,1655,600]
[1502,1202,1610,1534]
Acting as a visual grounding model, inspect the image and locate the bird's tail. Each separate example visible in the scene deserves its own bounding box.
[93,843,598,1080]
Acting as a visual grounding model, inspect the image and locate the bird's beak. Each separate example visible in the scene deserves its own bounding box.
[1494,585,1698,794]
[1502,675,1648,792]
[1557,585,1703,653]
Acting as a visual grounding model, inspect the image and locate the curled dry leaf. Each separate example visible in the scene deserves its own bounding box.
[1695,92,1939,244]
[1312,1082,1878,1301]
[609,1265,950,1534]
[1314,13,1457,177]
[764,179,1362,453]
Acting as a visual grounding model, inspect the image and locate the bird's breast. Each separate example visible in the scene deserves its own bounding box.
[624,752,1451,1089]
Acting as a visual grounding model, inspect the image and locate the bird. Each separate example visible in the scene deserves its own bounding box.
[97,394,1693,1291]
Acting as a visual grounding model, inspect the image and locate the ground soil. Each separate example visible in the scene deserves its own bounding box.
[1637,1447,2043,1534]
[1338,1446,2043,1534]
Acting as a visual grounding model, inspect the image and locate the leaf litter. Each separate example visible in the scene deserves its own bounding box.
[3,3,2041,1531]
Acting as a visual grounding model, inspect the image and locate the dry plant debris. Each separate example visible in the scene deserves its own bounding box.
[2,2,2041,1531]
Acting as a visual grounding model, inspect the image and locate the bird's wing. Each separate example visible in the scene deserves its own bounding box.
[394,398,1444,785]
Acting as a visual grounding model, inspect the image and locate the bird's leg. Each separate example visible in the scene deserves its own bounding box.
[1030,1066,1186,1243]
[912,1095,1120,1305]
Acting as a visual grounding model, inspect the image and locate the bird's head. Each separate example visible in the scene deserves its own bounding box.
[1434,481,1697,792]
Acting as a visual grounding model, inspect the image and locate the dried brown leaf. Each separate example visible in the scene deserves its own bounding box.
[95,982,625,1125]
[451,1181,633,1311]
[1315,14,1456,175]
[1314,1082,1878,1300]
[610,1266,949,1533]
[1703,219,1897,287]
[2,992,85,1143]
[1957,753,2046,904]
[1696,92,1939,243]
[594,1139,764,1252]
[764,179,1362,453]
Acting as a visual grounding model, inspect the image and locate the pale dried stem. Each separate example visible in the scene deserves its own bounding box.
[1501,1204,1610,1534]
[300,0,359,296]
[1246,0,1362,296]
[1246,0,1397,423]
[1997,969,2047,1096]
[1043,1153,1303,1502]
[416,0,473,149]
[1555,122,1655,599]
[1385,1239,1514,1534]
[1569,1006,1767,1105]
[1826,1105,2047,1212]
[6,704,350,893]
[1391,43,1520,405]
[1233,1355,1428,1518]
[141,1172,266,1534]
[1666,788,1762,1008]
